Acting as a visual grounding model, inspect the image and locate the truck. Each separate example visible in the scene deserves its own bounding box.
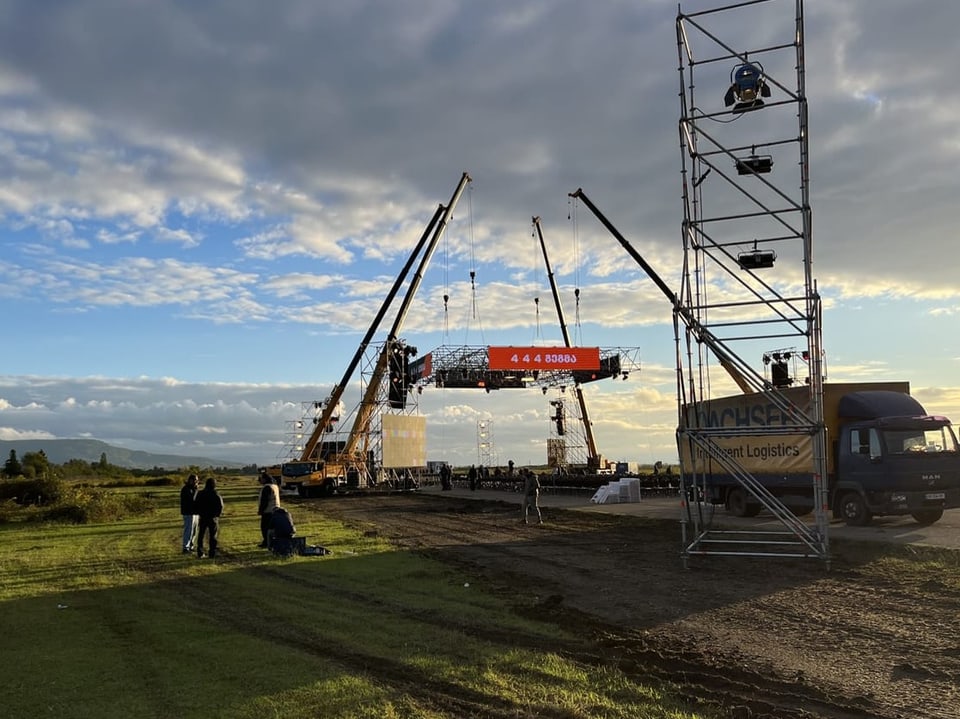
[682,382,960,525]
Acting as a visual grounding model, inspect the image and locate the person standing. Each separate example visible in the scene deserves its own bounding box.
[179,474,199,554]
[257,472,281,548]
[195,477,224,559]
[522,469,542,525]
[468,464,478,491]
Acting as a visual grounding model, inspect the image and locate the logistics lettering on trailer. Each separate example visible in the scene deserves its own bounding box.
[695,442,802,461]
[697,400,799,428]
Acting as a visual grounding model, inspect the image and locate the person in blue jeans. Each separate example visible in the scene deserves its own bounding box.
[179,474,199,554]
[194,477,224,558]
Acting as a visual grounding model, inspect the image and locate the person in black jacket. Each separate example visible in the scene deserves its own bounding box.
[179,474,199,554]
[257,472,281,548]
[194,477,224,558]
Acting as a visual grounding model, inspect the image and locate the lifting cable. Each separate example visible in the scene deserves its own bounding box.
[568,195,583,346]
[532,223,542,342]
[442,214,450,341]
[462,184,485,344]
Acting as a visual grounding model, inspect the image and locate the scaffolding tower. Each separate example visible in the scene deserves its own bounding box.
[477,420,497,467]
[675,0,829,562]
[545,388,592,471]
[279,340,422,485]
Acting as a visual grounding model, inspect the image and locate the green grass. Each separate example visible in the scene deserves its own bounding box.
[0,479,716,719]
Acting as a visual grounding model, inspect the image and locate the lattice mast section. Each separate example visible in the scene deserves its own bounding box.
[676,0,829,561]
[546,388,591,471]
[477,420,497,467]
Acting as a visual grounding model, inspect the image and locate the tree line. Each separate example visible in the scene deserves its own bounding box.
[2,449,259,480]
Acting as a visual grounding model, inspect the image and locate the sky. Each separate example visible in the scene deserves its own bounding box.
[1,0,960,469]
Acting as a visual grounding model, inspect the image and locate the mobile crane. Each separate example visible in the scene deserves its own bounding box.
[532,216,602,470]
[266,172,472,496]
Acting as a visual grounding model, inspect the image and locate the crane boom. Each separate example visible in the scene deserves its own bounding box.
[342,171,472,463]
[568,188,760,396]
[532,216,600,466]
[297,202,447,464]
[276,173,473,496]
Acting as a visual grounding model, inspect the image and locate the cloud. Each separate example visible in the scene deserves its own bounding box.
[0,1,958,469]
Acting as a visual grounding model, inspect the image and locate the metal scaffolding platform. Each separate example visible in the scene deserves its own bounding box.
[675,0,830,563]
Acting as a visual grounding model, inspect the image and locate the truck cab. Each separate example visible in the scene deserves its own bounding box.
[274,460,341,498]
[833,413,960,525]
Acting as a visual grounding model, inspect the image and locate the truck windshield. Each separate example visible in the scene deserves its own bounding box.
[883,425,959,455]
[282,462,320,477]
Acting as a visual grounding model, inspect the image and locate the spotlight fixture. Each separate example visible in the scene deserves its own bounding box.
[724,62,770,113]
[771,361,792,388]
[735,154,774,175]
[737,248,776,270]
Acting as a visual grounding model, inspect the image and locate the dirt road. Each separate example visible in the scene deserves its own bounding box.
[306,490,960,719]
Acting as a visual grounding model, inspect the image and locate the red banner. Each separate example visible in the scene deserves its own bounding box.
[487,346,601,371]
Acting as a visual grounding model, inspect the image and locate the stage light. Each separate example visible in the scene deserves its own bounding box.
[737,248,776,270]
[724,62,771,113]
[736,154,774,175]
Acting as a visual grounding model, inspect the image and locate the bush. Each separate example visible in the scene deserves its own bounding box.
[0,477,66,505]
[95,476,177,488]
[51,487,157,524]
[0,481,157,524]
[0,499,19,523]
[144,476,178,487]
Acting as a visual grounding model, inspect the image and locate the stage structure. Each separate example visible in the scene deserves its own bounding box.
[409,345,639,393]
[409,344,640,472]
[674,0,828,562]
[568,0,825,562]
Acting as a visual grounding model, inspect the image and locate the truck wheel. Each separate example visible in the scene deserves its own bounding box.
[725,488,761,518]
[323,480,337,497]
[911,509,943,525]
[836,492,872,526]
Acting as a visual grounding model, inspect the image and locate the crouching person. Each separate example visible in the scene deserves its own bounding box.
[268,506,298,556]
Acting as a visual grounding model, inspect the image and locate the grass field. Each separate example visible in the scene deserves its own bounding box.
[0,477,714,719]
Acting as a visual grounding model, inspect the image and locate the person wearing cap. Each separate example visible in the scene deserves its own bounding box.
[194,477,225,558]
[257,471,281,548]
[179,474,199,554]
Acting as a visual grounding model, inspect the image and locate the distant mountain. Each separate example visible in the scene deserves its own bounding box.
[0,439,247,470]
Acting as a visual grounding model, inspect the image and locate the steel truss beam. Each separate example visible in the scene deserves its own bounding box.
[411,345,641,392]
